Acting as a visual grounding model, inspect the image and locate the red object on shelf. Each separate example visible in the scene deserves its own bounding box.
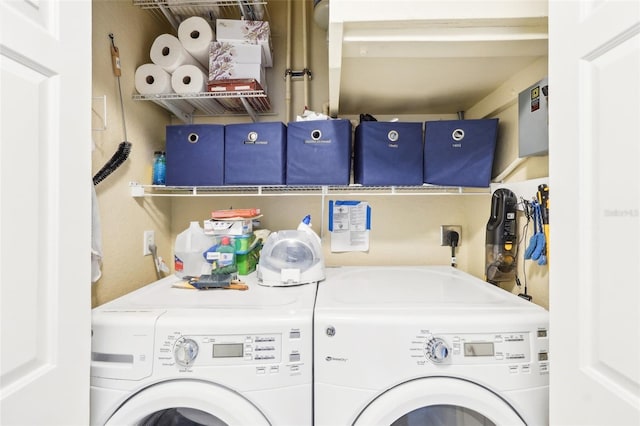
[207,78,263,92]
[211,208,261,219]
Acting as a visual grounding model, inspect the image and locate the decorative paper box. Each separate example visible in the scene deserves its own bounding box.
[216,19,273,67]
[209,41,263,66]
[208,62,265,87]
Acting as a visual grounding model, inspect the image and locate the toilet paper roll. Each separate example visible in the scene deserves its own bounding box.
[178,16,215,68]
[171,64,208,94]
[150,33,205,73]
[134,63,173,95]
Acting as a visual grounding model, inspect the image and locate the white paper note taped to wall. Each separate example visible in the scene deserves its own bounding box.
[329,200,371,252]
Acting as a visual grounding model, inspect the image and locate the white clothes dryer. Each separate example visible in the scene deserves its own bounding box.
[314,266,549,426]
[90,272,318,426]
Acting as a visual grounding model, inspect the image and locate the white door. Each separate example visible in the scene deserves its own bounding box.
[549,1,640,425]
[0,0,91,424]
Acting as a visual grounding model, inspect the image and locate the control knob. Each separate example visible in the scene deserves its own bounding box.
[426,337,450,363]
[174,337,199,367]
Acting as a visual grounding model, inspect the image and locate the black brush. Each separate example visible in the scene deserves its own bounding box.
[93,141,132,185]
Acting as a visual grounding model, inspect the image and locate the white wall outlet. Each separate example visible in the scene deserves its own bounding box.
[440,225,462,246]
[143,230,155,256]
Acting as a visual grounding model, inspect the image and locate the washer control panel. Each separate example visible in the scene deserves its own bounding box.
[160,332,283,366]
[425,337,450,363]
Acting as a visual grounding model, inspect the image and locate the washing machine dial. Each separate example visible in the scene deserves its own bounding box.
[426,337,450,363]
[174,337,199,367]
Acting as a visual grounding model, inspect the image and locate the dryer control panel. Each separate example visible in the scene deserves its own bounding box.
[412,330,548,366]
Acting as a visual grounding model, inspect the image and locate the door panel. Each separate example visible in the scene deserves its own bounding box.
[0,0,91,424]
[549,0,640,424]
[586,30,639,401]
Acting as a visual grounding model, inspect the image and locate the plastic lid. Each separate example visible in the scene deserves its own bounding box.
[221,236,231,245]
[260,230,321,272]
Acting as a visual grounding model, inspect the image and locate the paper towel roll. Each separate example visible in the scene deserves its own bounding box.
[171,64,208,94]
[150,33,205,73]
[135,63,173,95]
[178,16,215,68]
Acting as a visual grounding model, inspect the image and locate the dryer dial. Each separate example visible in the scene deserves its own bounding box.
[426,337,450,363]
[174,337,199,367]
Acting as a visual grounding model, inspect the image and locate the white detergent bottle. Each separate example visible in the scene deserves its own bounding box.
[174,221,215,278]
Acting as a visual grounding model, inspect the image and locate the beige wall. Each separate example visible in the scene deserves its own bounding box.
[92,1,173,306]
[466,56,550,307]
[91,1,550,310]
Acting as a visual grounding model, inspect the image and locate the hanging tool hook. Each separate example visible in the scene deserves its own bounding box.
[108,33,126,142]
[109,33,122,77]
[92,33,132,186]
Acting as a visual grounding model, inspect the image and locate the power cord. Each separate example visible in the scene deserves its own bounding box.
[517,197,533,301]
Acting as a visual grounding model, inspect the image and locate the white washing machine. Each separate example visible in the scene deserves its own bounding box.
[314,266,549,426]
[90,272,317,425]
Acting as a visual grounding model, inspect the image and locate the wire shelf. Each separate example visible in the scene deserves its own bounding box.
[133,0,268,22]
[133,91,272,121]
[130,183,491,198]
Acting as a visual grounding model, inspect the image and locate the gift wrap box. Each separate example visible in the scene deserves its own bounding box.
[423,119,499,188]
[216,19,272,67]
[208,62,265,88]
[354,121,424,186]
[224,122,286,185]
[286,119,352,185]
[209,41,264,66]
[165,124,225,186]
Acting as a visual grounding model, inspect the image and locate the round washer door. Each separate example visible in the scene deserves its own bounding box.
[354,377,525,426]
[105,380,270,425]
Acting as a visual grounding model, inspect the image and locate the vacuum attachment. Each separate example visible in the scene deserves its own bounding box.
[485,188,518,284]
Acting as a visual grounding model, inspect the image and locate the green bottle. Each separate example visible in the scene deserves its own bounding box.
[211,236,237,279]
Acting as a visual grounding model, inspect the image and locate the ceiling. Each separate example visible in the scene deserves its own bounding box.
[328,16,548,116]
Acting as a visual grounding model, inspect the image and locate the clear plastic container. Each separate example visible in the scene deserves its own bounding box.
[259,230,321,274]
[174,221,215,278]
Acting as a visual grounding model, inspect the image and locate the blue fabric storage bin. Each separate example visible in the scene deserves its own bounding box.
[165,124,225,186]
[286,119,352,185]
[224,122,286,185]
[423,119,499,187]
[354,121,423,186]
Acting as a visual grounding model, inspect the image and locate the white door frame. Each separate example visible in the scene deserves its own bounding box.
[0,0,92,424]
